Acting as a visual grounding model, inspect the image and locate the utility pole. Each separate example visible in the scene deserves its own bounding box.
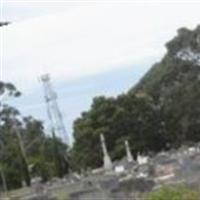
[12,119,31,186]
[0,142,8,195]
[0,166,7,193]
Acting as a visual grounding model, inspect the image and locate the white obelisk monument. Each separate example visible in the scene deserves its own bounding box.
[100,134,112,171]
[125,140,133,162]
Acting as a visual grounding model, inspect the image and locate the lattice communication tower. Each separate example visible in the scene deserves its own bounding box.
[40,74,69,145]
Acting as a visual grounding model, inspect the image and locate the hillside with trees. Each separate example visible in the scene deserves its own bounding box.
[1,24,200,191]
[71,25,200,170]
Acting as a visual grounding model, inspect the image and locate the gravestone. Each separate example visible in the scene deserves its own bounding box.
[125,140,133,162]
[100,134,112,171]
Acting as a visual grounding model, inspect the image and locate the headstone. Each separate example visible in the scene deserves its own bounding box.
[137,154,148,165]
[100,134,112,171]
[154,163,176,181]
[125,140,133,162]
[114,165,125,173]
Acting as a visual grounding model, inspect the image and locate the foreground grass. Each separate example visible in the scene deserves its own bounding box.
[0,187,68,200]
[0,187,31,199]
[2,183,200,200]
[145,185,200,200]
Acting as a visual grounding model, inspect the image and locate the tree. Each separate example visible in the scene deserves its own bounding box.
[71,25,200,170]
[0,82,69,189]
[71,94,168,170]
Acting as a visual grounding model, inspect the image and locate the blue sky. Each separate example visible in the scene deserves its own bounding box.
[1,0,200,143]
[11,63,152,143]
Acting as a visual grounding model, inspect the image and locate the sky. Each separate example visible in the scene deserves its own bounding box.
[1,0,200,144]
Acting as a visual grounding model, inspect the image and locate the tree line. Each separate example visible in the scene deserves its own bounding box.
[0,82,68,190]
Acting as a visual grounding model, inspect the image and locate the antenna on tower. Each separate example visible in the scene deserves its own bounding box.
[39,74,70,145]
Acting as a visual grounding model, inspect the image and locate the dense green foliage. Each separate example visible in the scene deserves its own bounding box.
[72,25,200,170]
[145,185,200,200]
[0,82,68,190]
[133,25,200,147]
[72,95,166,169]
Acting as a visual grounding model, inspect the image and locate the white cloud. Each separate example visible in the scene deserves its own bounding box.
[1,2,200,90]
